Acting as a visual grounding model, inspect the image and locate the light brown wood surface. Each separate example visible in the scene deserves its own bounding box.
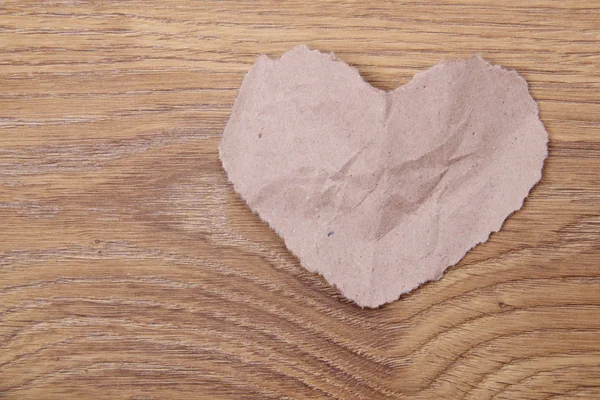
[1,1,599,399]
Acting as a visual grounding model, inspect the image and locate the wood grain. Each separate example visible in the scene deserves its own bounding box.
[1,1,599,398]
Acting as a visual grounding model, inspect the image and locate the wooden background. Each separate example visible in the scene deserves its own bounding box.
[1,1,599,398]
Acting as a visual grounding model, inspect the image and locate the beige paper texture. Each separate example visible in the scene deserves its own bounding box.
[219,45,548,308]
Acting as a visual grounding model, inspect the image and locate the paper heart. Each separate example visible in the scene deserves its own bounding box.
[219,45,547,308]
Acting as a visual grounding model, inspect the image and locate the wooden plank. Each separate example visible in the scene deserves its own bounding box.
[1,1,599,398]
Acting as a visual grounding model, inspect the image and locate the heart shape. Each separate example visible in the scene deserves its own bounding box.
[219,46,547,307]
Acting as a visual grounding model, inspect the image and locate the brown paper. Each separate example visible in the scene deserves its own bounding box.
[219,45,548,308]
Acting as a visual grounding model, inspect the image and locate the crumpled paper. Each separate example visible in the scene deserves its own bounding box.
[219,45,548,308]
